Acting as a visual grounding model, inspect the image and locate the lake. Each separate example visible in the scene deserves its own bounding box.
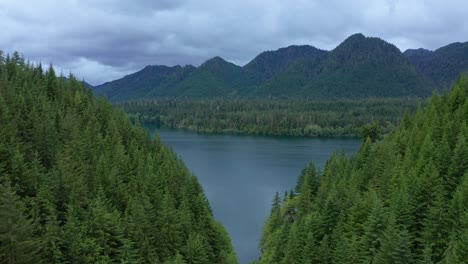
[150,128,361,264]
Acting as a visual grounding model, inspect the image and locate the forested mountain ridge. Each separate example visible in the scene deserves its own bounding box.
[94,45,324,100]
[404,41,468,89]
[94,34,467,101]
[256,33,433,97]
[242,45,327,86]
[255,76,468,263]
[95,65,191,101]
[0,51,238,263]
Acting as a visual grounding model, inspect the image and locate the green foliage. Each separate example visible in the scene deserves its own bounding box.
[404,42,468,89]
[360,121,381,142]
[258,34,434,98]
[0,51,237,263]
[258,76,468,263]
[243,45,326,86]
[95,34,451,101]
[0,182,40,264]
[120,97,422,137]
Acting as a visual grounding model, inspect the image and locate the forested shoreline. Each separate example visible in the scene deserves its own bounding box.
[1,48,466,264]
[254,76,468,263]
[119,98,423,137]
[0,51,237,263]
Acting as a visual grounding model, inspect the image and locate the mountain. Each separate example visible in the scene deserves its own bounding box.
[94,45,322,100]
[258,34,433,97]
[95,57,244,99]
[166,57,244,97]
[255,76,468,263]
[95,65,187,101]
[243,45,327,85]
[404,41,468,88]
[199,56,246,86]
[0,52,238,263]
[95,34,467,101]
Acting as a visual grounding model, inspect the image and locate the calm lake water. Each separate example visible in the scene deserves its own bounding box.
[149,128,361,264]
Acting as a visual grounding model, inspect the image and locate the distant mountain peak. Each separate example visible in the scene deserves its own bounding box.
[346,32,366,40]
[200,56,232,67]
[338,33,390,47]
[142,64,178,70]
[330,33,403,63]
[258,44,322,56]
[243,44,327,84]
[205,56,227,62]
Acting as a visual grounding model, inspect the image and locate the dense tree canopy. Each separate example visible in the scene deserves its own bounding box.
[0,51,237,264]
[94,34,447,101]
[404,42,468,89]
[120,98,422,137]
[255,76,468,264]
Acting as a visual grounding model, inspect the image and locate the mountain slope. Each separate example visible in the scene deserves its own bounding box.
[94,34,468,101]
[255,76,468,263]
[95,46,324,100]
[404,41,468,89]
[165,57,245,97]
[258,34,434,97]
[243,45,328,85]
[94,65,184,100]
[95,58,246,100]
[199,56,247,87]
[0,51,238,263]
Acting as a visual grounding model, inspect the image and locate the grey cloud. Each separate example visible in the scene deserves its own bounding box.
[1,0,467,85]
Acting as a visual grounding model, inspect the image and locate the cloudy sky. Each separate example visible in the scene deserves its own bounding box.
[1,0,467,85]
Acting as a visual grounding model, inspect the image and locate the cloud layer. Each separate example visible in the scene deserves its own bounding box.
[1,0,467,85]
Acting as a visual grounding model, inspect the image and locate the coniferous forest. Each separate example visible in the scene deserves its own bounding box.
[255,77,468,263]
[2,0,468,261]
[0,51,237,263]
[119,98,422,137]
[1,50,467,264]
[95,34,468,101]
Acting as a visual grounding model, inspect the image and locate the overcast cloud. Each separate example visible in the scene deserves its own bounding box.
[1,0,467,85]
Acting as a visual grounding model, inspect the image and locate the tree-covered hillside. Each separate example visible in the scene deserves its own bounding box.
[257,34,434,97]
[0,51,237,264]
[91,34,468,101]
[255,76,468,263]
[94,45,325,100]
[242,45,327,86]
[404,41,468,89]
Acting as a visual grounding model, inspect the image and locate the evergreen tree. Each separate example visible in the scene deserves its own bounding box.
[0,51,238,264]
[0,182,40,263]
[258,76,468,263]
[183,233,209,264]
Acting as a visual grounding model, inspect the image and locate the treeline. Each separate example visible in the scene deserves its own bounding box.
[119,98,423,137]
[254,77,468,263]
[0,51,237,263]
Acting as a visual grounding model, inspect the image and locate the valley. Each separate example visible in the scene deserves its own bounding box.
[151,128,361,263]
[1,29,467,264]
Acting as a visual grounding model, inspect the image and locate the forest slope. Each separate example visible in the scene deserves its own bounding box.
[0,51,237,264]
[404,41,468,89]
[256,76,468,263]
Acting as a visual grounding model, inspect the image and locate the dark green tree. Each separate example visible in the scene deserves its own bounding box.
[0,183,40,263]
